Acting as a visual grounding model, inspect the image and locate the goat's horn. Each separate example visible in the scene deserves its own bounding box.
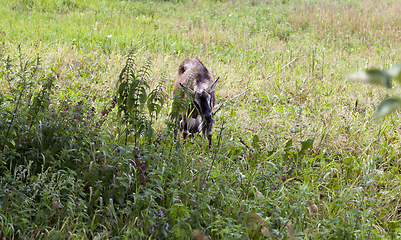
[208,76,220,92]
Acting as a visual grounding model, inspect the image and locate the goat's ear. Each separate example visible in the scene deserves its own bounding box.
[208,77,220,92]
[194,97,201,107]
[180,83,193,95]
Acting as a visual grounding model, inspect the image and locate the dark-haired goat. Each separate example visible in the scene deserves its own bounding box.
[172,59,219,148]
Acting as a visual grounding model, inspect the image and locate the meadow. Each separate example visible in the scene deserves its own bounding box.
[1,0,401,239]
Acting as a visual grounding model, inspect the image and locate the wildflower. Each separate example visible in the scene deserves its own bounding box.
[102,108,109,116]
[139,176,146,185]
[166,223,169,230]
[139,164,147,174]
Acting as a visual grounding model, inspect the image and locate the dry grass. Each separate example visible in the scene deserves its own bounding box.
[288,0,401,47]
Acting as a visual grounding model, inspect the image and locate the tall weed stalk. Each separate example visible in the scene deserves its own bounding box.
[1,46,42,152]
[116,52,164,145]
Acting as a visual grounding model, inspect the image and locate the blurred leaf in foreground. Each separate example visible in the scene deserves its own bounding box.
[347,69,392,88]
[388,63,401,83]
[373,97,401,120]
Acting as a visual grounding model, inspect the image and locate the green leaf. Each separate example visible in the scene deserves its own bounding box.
[140,87,147,105]
[252,134,259,150]
[147,102,155,113]
[373,98,401,120]
[388,63,401,83]
[284,139,293,151]
[347,69,392,88]
[299,138,314,156]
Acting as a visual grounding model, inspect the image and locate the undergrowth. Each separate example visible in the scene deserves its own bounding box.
[1,48,398,239]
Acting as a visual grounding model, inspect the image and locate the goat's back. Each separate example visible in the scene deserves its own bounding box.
[173,59,215,94]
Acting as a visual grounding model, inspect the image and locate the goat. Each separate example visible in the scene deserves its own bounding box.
[172,58,219,148]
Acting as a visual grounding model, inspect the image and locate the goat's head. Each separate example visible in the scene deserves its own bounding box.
[180,77,219,123]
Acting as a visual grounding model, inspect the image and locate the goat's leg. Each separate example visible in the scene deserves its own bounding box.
[173,114,182,141]
[207,124,213,148]
[181,113,189,139]
[202,122,213,148]
[188,116,201,134]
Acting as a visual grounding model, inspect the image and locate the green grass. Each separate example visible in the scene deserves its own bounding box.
[1,0,401,239]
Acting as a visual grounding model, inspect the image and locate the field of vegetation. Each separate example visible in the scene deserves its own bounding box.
[1,0,401,239]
